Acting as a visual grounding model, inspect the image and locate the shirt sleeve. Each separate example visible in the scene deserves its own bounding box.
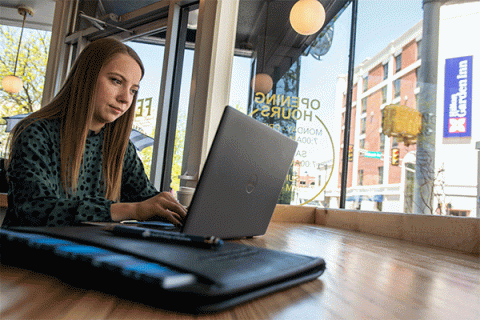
[120,141,160,203]
[5,120,113,227]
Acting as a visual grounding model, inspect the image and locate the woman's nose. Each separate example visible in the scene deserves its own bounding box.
[117,87,131,104]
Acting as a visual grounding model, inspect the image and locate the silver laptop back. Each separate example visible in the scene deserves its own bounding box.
[182,106,298,239]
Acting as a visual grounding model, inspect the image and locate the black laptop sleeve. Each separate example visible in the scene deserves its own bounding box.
[0,226,326,313]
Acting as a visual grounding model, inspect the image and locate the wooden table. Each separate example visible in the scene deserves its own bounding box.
[1,223,479,319]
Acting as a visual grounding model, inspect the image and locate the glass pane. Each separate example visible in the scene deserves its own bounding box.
[231,0,351,207]
[341,1,424,212]
[125,7,196,193]
[125,41,164,177]
[171,48,195,193]
[342,1,478,217]
[231,0,479,217]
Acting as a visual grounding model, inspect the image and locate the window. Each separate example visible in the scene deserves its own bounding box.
[126,41,165,177]
[378,166,384,184]
[417,40,421,60]
[395,53,402,72]
[415,68,419,89]
[8,0,477,221]
[226,0,478,218]
[361,97,368,113]
[381,86,388,104]
[393,78,401,98]
[359,138,365,149]
[231,0,350,206]
[360,117,367,135]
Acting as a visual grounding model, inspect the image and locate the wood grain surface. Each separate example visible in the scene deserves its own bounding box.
[1,223,479,319]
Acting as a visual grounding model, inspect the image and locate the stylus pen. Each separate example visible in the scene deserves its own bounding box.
[108,225,223,248]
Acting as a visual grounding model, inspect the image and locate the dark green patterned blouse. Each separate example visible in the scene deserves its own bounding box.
[2,118,159,227]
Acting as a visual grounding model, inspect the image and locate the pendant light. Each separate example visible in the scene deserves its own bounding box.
[2,6,33,94]
[290,0,325,36]
[251,1,273,94]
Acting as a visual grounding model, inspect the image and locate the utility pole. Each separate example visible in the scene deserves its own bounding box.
[413,0,444,214]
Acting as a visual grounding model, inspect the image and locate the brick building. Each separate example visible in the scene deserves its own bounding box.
[332,21,422,212]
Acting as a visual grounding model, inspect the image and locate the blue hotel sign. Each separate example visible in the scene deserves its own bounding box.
[443,56,473,138]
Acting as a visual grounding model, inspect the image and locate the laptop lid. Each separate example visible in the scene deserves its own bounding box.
[181,106,298,239]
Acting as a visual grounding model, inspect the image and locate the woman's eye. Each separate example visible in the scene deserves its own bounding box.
[111,78,121,84]
[130,89,138,95]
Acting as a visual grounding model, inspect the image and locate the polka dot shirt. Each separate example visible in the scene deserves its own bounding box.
[2,118,159,227]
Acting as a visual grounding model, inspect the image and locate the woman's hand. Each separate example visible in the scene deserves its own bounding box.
[111,192,187,225]
[135,192,187,225]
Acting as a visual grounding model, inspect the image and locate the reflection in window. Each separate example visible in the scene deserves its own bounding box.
[358,170,364,186]
[383,63,388,80]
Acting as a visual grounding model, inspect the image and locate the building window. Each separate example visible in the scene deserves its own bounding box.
[395,53,402,72]
[417,40,421,60]
[360,138,365,149]
[358,170,364,186]
[380,133,385,151]
[363,75,368,92]
[361,117,366,135]
[383,63,388,80]
[415,68,420,89]
[394,78,401,98]
[382,86,387,104]
[361,97,368,113]
[378,166,384,184]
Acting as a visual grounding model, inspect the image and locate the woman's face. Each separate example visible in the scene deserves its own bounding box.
[90,53,142,133]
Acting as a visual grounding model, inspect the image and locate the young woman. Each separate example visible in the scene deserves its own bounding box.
[2,38,186,228]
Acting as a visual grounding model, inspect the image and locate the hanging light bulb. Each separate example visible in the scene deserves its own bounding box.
[1,6,33,94]
[2,75,23,93]
[289,0,325,36]
[251,73,273,95]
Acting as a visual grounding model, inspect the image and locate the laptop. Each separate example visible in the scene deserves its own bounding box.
[126,106,298,239]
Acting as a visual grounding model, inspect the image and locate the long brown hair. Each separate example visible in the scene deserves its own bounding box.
[7,38,145,201]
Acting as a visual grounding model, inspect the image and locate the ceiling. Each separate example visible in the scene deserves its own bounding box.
[0,0,55,30]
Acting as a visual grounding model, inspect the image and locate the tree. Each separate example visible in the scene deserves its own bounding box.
[1,26,51,156]
[1,26,50,115]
